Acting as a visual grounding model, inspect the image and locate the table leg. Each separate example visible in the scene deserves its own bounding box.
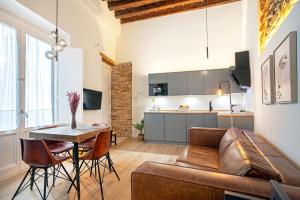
[73,142,80,200]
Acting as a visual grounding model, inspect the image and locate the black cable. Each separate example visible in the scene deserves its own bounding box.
[205,0,209,59]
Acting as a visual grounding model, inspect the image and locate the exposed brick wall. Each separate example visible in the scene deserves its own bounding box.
[111,62,132,136]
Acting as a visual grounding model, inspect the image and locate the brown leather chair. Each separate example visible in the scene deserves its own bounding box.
[12,138,76,200]
[78,123,107,150]
[39,126,74,155]
[69,128,120,200]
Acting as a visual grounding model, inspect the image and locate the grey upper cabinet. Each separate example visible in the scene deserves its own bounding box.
[164,114,187,143]
[222,69,244,93]
[203,70,223,95]
[168,72,188,96]
[144,113,165,141]
[149,73,168,84]
[203,113,217,128]
[188,71,204,95]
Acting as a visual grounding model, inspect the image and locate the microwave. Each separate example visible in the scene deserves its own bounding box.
[149,83,168,96]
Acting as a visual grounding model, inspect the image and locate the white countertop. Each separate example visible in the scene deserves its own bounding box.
[145,110,254,117]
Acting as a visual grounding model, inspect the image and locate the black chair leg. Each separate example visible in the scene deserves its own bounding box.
[106,153,112,173]
[43,168,48,200]
[107,154,120,181]
[52,166,55,187]
[90,160,94,177]
[30,167,36,190]
[97,159,104,200]
[11,167,31,199]
[114,134,117,146]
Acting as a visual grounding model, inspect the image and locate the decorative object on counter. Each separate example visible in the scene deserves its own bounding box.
[274,31,297,104]
[178,105,190,112]
[151,98,160,111]
[217,81,233,112]
[259,0,298,52]
[261,55,275,105]
[67,92,80,129]
[45,0,68,60]
[132,119,144,141]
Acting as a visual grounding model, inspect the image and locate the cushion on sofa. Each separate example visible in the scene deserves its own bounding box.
[219,140,252,176]
[218,128,282,181]
[176,145,219,171]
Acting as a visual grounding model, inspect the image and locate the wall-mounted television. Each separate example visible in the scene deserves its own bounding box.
[83,88,102,110]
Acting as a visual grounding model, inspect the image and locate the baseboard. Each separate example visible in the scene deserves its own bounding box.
[0,168,28,187]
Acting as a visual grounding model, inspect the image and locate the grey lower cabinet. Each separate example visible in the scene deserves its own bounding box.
[164,114,187,143]
[145,112,219,144]
[203,113,218,128]
[218,116,254,131]
[144,113,165,141]
[168,72,188,96]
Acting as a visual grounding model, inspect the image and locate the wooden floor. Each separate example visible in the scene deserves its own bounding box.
[0,138,186,200]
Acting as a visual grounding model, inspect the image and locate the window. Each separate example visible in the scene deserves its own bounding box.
[0,22,18,131]
[25,34,53,127]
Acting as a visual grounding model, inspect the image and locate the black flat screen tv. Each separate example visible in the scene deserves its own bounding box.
[83,88,102,110]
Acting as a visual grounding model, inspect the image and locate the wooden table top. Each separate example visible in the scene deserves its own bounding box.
[29,125,104,143]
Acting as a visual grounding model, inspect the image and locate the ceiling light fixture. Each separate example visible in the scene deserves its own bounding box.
[45,0,67,60]
[205,0,209,59]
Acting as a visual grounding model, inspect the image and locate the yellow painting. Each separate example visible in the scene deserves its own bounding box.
[259,0,298,52]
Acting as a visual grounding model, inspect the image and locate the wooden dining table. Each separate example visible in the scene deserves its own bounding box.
[29,125,103,200]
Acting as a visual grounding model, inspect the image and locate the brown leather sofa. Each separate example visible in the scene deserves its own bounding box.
[131,127,300,200]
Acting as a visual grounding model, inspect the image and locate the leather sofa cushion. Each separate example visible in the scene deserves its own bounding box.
[219,140,251,176]
[176,145,218,171]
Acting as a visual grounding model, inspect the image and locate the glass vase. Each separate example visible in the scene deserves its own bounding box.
[71,112,77,129]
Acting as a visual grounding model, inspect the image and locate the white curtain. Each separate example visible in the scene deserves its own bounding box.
[0,22,18,131]
[25,34,53,128]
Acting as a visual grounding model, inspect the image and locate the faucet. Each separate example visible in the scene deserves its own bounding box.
[209,101,213,112]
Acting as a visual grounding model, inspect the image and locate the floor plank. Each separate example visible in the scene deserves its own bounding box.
[0,137,186,200]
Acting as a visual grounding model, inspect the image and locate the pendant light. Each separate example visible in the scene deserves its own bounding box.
[45,0,67,60]
[205,0,209,59]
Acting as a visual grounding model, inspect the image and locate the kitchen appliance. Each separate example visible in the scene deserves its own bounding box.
[149,83,168,96]
[230,51,251,89]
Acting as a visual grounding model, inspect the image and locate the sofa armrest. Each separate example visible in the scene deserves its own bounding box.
[188,127,227,148]
[132,161,271,200]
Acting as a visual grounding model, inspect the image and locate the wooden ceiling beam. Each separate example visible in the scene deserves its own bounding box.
[120,0,240,24]
[107,0,164,11]
[115,0,205,19]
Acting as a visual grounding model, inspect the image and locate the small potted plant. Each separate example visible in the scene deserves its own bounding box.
[132,119,144,141]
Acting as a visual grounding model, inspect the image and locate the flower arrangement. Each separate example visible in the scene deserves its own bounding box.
[67,92,80,129]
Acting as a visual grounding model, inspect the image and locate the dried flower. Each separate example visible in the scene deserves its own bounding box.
[67,92,80,114]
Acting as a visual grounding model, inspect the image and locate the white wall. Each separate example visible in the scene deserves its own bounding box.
[244,0,300,166]
[14,0,120,125]
[117,2,246,135]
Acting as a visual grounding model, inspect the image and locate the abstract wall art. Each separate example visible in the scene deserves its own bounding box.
[259,0,298,52]
[273,31,297,104]
[261,55,275,104]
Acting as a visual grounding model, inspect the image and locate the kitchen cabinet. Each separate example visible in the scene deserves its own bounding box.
[218,115,254,131]
[222,69,245,94]
[144,113,165,141]
[188,71,204,95]
[186,114,204,129]
[149,73,168,84]
[203,70,223,95]
[164,114,187,143]
[203,113,218,128]
[168,72,188,96]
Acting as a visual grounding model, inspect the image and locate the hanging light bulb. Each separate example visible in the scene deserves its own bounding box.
[49,31,58,40]
[54,44,64,52]
[57,38,67,47]
[45,50,57,60]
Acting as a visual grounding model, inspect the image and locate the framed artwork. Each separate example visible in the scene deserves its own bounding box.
[261,55,274,105]
[274,31,297,104]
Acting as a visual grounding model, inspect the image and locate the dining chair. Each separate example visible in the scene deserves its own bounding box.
[69,128,120,200]
[12,138,76,200]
